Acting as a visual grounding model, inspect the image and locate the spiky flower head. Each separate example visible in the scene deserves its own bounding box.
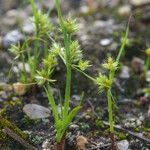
[70,41,83,63]
[43,53,57,69]
[63,18,79,34]
[95,73,112,92]
[78,60,91,71]
[31,10,54,38]
[35,69,56,85]
[102,57,118,71]
[145,48,150,57]
[9,43,22,60]
[50,43,62,56]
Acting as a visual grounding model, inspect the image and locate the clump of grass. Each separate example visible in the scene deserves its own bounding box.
[9,0,54,83]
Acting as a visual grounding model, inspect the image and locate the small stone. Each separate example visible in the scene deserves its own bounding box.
[146,71,150,82]
[18,62,30,73]
[69,124,79,130]
[118,5,131,16]
[99,38,112,47]
[23,104,51,119]
[119,66,130,79]
[80,6,89,14]
[116,140,129,150]
[2,30,24,48]
[22,21,34,35]
[136,119,142,126]
[72,95,80,101]
[131,57,144,73]
[130,0,150,6]
[0,82,12,91]
[85,115,91,120]
[13,82,26,96]
[42,139,51,150]
[76,135,88,150]
[2,9,27,26]
[12,62,30,73]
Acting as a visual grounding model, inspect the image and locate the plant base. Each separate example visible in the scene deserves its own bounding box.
[57,138,66,150]
[110,132,116,150]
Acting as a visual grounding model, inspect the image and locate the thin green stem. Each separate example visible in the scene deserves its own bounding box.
[21,52,27,83]
[55,0,72,116]
[107,89,114,133]
[44,84,58,123]
[29,0,40,81]
[72,65,95,82]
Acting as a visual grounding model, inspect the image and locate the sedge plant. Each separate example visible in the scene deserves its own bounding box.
[9,0,54,83]
[95,23,129,149]
[35,0,91,149]
[71,21,130,149]
[29,0,54,81]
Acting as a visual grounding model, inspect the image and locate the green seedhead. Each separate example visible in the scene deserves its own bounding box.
[9,0,54,83]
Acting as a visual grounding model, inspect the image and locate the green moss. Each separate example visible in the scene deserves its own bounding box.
[0,116,27,141]
[115,131,126,140]
[95,119,105,128]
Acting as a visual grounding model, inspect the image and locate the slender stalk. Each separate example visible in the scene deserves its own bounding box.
[55,0,71,116]
[107,89,114,133]
[29,0,39,81]
[21,52,27,83]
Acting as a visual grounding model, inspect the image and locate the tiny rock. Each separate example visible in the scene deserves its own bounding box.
[76,135,88,150]
[116,140,129,150]
[13,82,26,96]
[99,38,112,47]
[22,21,34,35]
[130,0,150,6]
[69,124,79,130]
[2,30,24,48]
[72,95,80,101]
[146,71,150,82]
[119,66,130,79]
[42,139,51,150]
[118,5,131,16]
[23,104,51,119]
[131,57,144,73]
[2,9,27,27]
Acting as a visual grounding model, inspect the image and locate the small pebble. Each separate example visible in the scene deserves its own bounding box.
[116,140,129,150]
[22,21,34,35]
[72,95,80,101]
[69,124,79,130]
[119,66,130,79]
[23,104,51,119]
[42,139,51,150]
[13,82,26,96]
[2,30,24,48]
[146,71,150,82]
[131,57,144,73]
[99,38,112,47]
[118,5,131,16]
